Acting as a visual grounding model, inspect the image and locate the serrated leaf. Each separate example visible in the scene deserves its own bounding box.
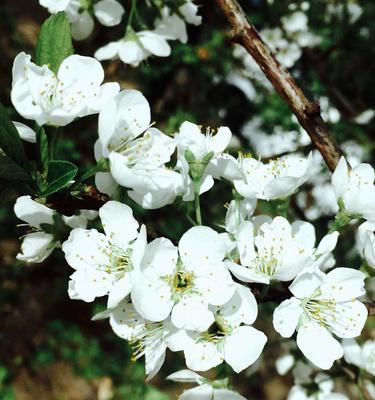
[0,156,32,181]
[35,11,74,74]
[36,126,49,172]
[42,160,78,196]
[0,103,28,167]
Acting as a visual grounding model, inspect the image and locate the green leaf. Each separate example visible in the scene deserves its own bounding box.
[36,126,49,172]
[35,11,74,74]
[0,156,32,181]
[42,160,78,196]
[0,103,28,167]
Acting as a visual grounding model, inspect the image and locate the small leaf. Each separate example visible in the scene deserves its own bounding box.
[0,156,32,181]
[42,160,78,196]
[36,126,49,172]
[0,103,28,167]
[35,11,74,74]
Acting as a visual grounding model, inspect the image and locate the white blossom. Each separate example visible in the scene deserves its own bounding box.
[226,216,338,284]
[154,8,188,44]
[11,52,119,126]
[14,196,96,263]
[342,339,375,375]
[12,121,37,143]
[93,297,189,380]
[62,201,146,308]
[224,198,256,235]
[331,156,375,222]
[167,370,247,400]
[39,0,125,40]
[175,121,238,201]
[95,89,182,209]
[273,268,368,369]
[95,30,171,67]
[180,284,267,372]
[287,373,349,400]
[179,1,202,26]
[356,222,375,269]
[131,226,236,331]
[234,152,313,201]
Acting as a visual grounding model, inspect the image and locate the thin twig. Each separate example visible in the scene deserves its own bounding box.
[215,0,343,172]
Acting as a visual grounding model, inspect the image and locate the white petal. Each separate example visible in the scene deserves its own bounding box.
[342,339,364,368]
[180,385,213,400]
[276,354,295,375]
[145,342,167,381]
[94,0,125,26]
[236,221,256,266]
[68,268,112,302]
[70,11,95,41]
[224,326,267,373]
[166,369,203,383]
[99,201,139,248]
[185,340,223,371]
[329,300,368,338]
[209,127,232,154]
[12,121,36,143]
[171,297,214,331]
[331,156,349,200]
[95,41,121,61]
[273,298,302,338]
[17,232,55,263]
[138,31,171,57]
[95,172,118,196]
[319,268,366,301]
[220,284,258,326]
[109,301,145,340]
[179,226,227,267]
[118,40,146,66]
[142,237,177,277]
[62,228,111,271]
[296,321,343,369]
[226,261,270,285]
[99,89,150,154]
[14,195,54,228]
[289,270,324,299]
[107,274,135,309]
[316,231,339,256]
[194,262,236,306]
[131,278,173,322]
[214,389,248,400]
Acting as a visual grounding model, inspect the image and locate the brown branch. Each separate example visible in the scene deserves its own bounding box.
[216,0,343,172]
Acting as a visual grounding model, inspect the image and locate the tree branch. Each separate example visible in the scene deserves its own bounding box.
[216,0,343,172]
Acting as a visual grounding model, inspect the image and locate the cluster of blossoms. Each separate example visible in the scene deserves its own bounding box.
[6,2,374,399]
[39,0,202,66]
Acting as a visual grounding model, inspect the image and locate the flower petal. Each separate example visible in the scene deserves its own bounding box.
[224,326,267,373]
[273,298,302,338]
[179,226,227,267]
[99,201,139,248]
[171,297,214,331]
[296,321,343,369]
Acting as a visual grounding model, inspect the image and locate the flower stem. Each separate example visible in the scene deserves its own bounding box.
[70,158,109,191]
[193,180,202,225]
[49,127,60,160]
[125,0,137,34]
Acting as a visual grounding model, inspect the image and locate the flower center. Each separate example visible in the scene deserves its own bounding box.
[256,254,279,277]
[303,297,337,327]
[199,315,230,344]
[172,270,195,292]
[105,245,133,277]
